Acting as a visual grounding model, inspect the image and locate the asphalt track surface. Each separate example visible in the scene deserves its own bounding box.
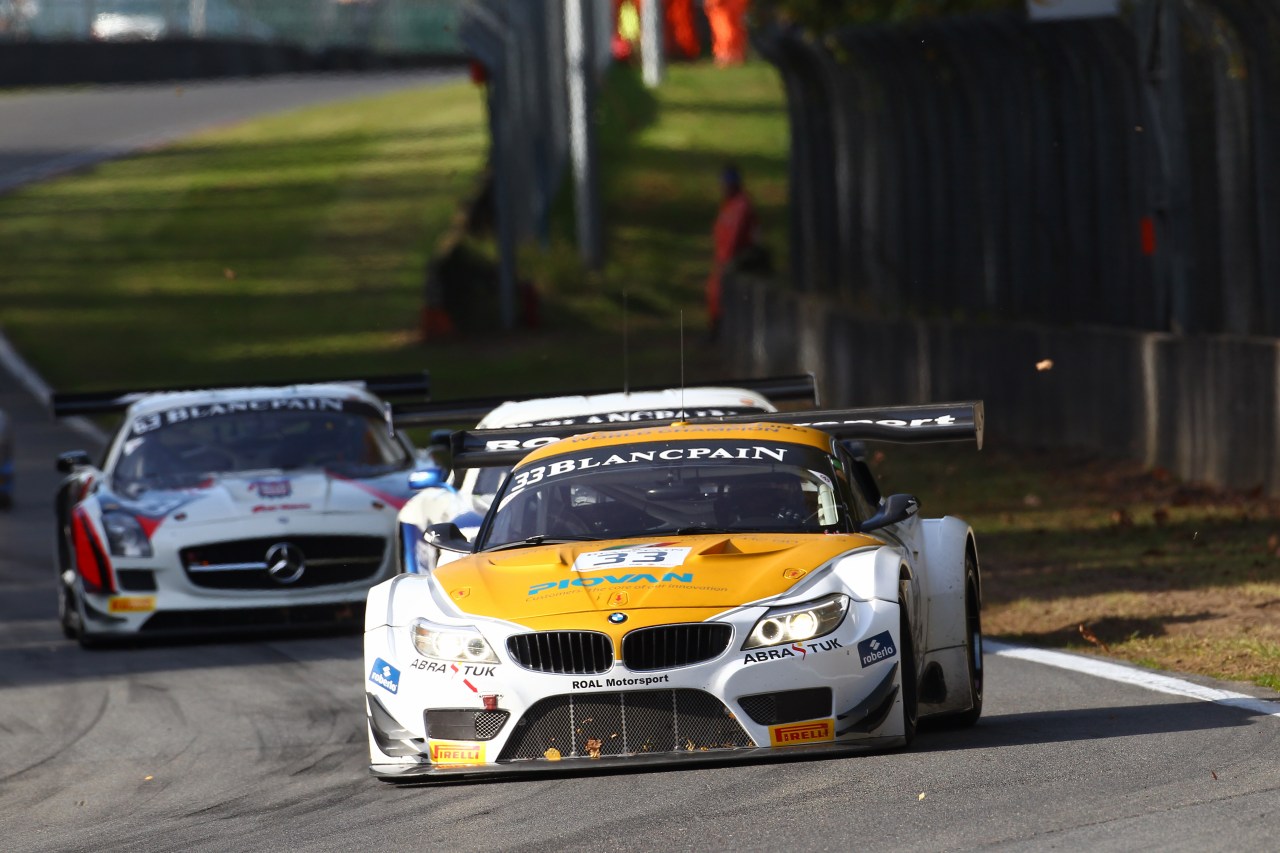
[0,70,462,195]
[2,77,1279,853]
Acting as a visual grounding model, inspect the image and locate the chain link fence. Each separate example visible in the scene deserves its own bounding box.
[755,0,1280,336]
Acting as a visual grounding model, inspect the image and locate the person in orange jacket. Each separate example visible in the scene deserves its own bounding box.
[705,0,750,66]
[665,0,700,60]
[706,164,760,338]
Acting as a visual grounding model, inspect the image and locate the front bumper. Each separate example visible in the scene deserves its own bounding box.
[365,598,907,780]
[78,522,395,638]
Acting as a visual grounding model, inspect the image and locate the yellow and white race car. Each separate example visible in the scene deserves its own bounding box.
[363,402,984,779]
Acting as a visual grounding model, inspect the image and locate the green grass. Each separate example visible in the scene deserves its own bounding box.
[0,62,790,400]
[0,81,487,390]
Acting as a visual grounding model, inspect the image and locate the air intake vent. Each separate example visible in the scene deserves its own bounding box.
[507,631,614,674]
[738,687,833,726]
[621,623,733,671]
[497,689,753,762]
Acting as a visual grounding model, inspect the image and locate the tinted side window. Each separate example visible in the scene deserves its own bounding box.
[834,446,878,523]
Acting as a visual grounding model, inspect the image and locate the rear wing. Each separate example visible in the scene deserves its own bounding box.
[450,401,984,467]
[390,373,819,429]
[50,371,431,418]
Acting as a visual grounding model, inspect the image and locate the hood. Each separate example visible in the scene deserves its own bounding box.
[434,533,880,631]
[101,469,413,529]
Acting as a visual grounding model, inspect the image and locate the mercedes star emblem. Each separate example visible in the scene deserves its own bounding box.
[265,542,306,584]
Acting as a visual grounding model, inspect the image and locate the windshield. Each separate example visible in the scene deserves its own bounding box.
[113,397,410,491]
[477,439,846,549]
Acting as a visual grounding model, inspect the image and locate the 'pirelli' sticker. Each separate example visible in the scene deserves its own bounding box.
[769,719,834,747]
[107,596,156,613]
[428,740,486,766]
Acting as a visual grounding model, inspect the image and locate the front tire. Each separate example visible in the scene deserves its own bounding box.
[898,599,918,748]
[58,577,83,642]
[938,553,984,728]
[958,557,984,724]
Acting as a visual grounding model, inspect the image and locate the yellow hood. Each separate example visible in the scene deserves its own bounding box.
[434,533,879,637]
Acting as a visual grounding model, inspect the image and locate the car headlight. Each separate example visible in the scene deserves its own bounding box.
[101,510,153,558]
[742,593,849,650]
[411,618,498,663]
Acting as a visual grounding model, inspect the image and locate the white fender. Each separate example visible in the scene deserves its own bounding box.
[840,546,908,604]
[364,577,397,631]
[917,516,976,654]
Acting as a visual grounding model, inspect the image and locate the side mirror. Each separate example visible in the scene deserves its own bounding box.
[425,522,472,553]
[57,450,92,474]
[409,467,446,490]
[858,493,919,533]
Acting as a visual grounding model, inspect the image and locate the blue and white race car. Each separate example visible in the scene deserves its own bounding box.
[51,374,435,645]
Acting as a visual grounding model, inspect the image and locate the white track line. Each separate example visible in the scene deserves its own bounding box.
[0,328,107,445]
[987,640,1280,718]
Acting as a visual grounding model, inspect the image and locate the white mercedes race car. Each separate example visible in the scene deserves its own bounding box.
[393,375,819,573]
[364,401,985,780]
[52,374,434,646]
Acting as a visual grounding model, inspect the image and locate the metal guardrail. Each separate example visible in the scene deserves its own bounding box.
[0,0,464,54]
[755,0,1280,337]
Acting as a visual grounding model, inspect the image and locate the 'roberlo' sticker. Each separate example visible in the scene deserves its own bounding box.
[368,658,401,694]
[857,631,897,667]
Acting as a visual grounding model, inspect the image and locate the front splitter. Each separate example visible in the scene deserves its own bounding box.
[371,736,902,784]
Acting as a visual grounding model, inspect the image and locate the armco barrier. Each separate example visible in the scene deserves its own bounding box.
[724,274,1280,495]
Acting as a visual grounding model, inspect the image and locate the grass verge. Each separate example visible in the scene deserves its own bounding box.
[0,81,488,390]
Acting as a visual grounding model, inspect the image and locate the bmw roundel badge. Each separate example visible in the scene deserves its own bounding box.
[608,612,627,624]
